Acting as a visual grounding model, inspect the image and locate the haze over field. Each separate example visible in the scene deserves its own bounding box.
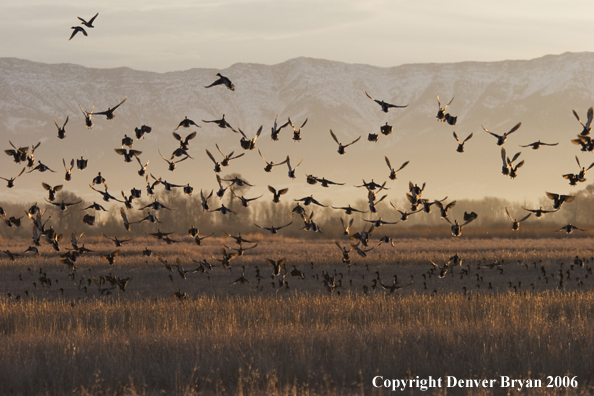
[1,53,594,209]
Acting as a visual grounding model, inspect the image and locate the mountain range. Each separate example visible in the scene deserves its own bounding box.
[1,52,593,206]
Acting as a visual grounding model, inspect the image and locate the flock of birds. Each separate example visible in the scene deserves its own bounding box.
[1,12,593,300]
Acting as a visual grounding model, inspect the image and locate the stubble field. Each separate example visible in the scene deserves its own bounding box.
[0,235,593,395]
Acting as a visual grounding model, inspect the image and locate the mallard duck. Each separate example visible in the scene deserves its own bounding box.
[172,131,196,151]
[520,140,558,150]
[380,122,393,136]
[159,149,189,171]
[545,192,575,210]
[90,184,124,203]
[482,122,521,146]
[436,94,456,124]
[78,104,94,128]
[1,167,25,188]
[205,73,235,91]
[69,26,87,40]
[216,144,244,166]
[200,189,213,211]
[364,217,399,227]
[231,189,262,207]
[102,233,133,247]
[335,240,352,263]
[351,242,374,257]
[286,156,303,179]
[209,204,237,215]
[136,157,149,176]
[330,130,361,154]
[27,161,55,174]
[85,202,106,211]
[174,116,200,131]
[288,117,308,141]
[331,204,367,215]
[62,159,74,181]
[93,96,127,120]
[45,198,82,211]
[385,157,409,180]
[134,125,152,139]
[77,156,88,170]
[434,200,456,221]
[557,224,585,234]
[42,182,63,201]
[258,149,287,172]
[203,114,232,129]
[268,185,288,203]
[236,126,262,150]
[78,12,98,28]
[4,141,28,163]
[365,91,408,113]
[205,149,222,173]
[254,221,293,234]
[389,202,421,221]
[114,148,142,163]
[54,116,69,139]
[522,206,558,218]
[294,195,327,207]
[505,208,531,231]
[270,116,290,141]
[453,132,473,152]
[572,107,593,136]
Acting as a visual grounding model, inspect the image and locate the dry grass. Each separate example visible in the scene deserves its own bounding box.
[0,293,593,395]
[0,237,593,395]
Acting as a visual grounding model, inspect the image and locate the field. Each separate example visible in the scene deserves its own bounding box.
[1,236,593,395]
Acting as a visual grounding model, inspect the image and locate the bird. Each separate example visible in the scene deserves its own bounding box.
[62,159,74,181]
[254,221,293,234]
[202,114,233,129]
[221,176,252,188]
[545,192,575,210]
[1,168,25,188]
[270,116,290,141]
[102,233,133,247]
[4,141,28,163]
[78,12,99,28]
[90,184,124,203]
[258,149,287,172]
[294,195,327,207]
[335,241,352,263]
[231,189,262,207]
[288,117,308,141]
[93,97,127,120]
[563,156,594,186]
[434,200,457,221]
[286,156,303,179]
[390,203,420,222]
[69,26,87,40]
[205,149,222,173]
[505,208,531,231]
[572,107,593,136]
[114,148,142,162]
[453,132,473,153]
[77,157,88,170]
[27,161,55,174]
[174,117,201,131]
[134,125,152,139]
[158,150,189,171]
[45,199,82,211]
[557,224,585,234]
[41,182,63,202]
[340,217,354,235]
[364,217,399,227]
[482,122,521,145]
[522,206,558,218]
[205,73,235,91]
[216,144,244,167]
[436,95,457,125]
[268,185,288,203]
[136,157,149,176]
[54,116,69,139]
[78,104,94,128]
[331,204,367,215]
[365,92,408,113]
[351,242,374,257]
[236,126,262,150]
[385,157,409,180]
[209,204,237,215]
[200,190,213,211]
[172,131,197,151]
[520,140,558,150]
[330,130,361,155]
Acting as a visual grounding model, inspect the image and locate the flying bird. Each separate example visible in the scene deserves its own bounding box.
[93,97,127,120]
[69,26,87,40]
[330,130,361,155]
[54,116,69,139]
[436,95,457,125]
[365,92,408,113]
[453,132,473,153]
[205,73,235,91]
[78,12,99,28]
[482,122,521,146]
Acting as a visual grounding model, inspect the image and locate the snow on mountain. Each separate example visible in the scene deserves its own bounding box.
[0,52,593,205]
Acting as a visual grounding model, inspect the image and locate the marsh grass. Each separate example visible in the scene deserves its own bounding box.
[0,237,593,395]
[0,293,593,395]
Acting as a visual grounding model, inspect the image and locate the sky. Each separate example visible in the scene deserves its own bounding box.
[1,0,594,73]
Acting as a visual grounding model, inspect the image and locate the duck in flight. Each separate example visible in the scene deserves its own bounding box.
[330,130,361,155]
[436,94,457,125]
[572,107,593,136]
[1,168,25,188]
[69,26,87,40]
[365,92,408,113]
[453,132,473,153]
[482,122,521,146]
[54,116,69,139]
[505,207,531,231]
[93,96,127,120]
[385,157,409,180]
[78,12,99,28]
[520,140,558,150]
[205,73,235,91]
[203,114,233,129]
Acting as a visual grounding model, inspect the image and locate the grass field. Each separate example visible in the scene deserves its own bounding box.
[0,236,593,395]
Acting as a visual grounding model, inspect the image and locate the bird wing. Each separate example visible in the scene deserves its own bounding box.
[329,130,339,145]
[506,122,522,135]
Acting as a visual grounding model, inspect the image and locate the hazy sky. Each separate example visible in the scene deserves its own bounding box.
[2,0,594,72]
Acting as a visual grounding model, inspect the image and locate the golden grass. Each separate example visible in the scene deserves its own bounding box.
[0,293,593,395]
